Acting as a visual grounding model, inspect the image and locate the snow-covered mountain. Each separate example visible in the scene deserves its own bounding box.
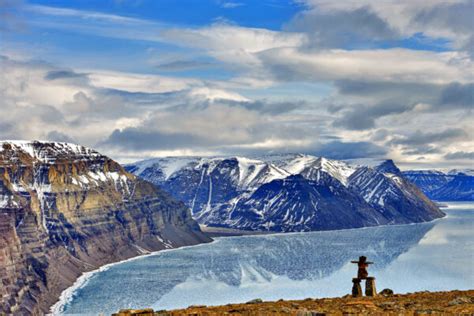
[403,169,474,201]
[126,155,444,232]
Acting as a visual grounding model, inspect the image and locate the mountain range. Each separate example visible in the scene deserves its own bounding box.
[403,169,474,201]
[0,141,211,314]
[126,154,444,232]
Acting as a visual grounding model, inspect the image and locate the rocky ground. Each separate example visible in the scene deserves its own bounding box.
[113,290,474,315]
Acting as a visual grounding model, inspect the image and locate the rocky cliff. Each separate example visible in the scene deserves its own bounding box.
[0,141,211,315]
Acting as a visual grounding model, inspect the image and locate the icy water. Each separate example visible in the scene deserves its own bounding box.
[57,202,474,315]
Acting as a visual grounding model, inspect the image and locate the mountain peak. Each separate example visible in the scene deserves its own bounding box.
[375,159,401,175]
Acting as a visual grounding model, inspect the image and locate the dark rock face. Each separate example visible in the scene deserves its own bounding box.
[429,174,474,201]
[167,159,242,215]
[220,175,386,232]
[403,170,474,201]
[349,167,442,223]
[0,141,211,315]
[127,155,444,233]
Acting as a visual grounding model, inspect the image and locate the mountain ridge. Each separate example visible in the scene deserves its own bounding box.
[126,154,444,232]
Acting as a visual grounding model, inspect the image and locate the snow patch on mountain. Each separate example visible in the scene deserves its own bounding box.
[133,157,196,180]
[235,157,289,189]
[275,155,356,186]
[0,140,102,163]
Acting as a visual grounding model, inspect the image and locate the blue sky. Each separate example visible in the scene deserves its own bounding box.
[28,0,302,29]
[6,0,303,72]
[1,0,473,168]
[6,1,453,73]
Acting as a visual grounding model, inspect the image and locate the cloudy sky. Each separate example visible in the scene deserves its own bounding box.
[0,0,473,168]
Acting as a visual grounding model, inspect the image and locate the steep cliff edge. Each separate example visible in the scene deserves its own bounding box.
[0,141,211,315]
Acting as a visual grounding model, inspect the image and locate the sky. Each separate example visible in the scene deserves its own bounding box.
[0,0,473,169]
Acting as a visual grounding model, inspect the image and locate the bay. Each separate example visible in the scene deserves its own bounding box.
[57,202,474,315]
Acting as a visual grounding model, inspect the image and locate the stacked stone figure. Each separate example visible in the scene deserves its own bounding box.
[351,256,377,297]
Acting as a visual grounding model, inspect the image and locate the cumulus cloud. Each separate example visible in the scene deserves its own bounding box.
[1,56,326,160]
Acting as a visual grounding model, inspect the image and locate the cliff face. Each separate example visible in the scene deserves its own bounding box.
[348,161,443,224]
[0,141,211,315]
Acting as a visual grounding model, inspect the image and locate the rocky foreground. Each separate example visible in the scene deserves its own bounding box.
[114,290,474,315]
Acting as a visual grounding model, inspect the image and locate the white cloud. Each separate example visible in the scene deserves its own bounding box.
[163,24,305,52]
[218,1,244,9]
[0,56,261,150]
[259,48,473,84]
[26,4,148,24]
[1,58,92,107]
[188,87,250,102]
[161,24,306,69]
[87,70,200,93]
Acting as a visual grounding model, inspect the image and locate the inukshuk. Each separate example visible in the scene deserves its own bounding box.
[351,256,376,297]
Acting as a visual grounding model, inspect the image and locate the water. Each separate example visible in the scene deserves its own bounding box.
[58,202,474,315]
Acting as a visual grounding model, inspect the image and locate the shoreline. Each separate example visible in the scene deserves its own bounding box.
[204,213,446,239]
[201,201,459,238]
[49,239,220,315]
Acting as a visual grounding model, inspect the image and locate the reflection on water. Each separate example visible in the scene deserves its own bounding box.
[62,203,474,315]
